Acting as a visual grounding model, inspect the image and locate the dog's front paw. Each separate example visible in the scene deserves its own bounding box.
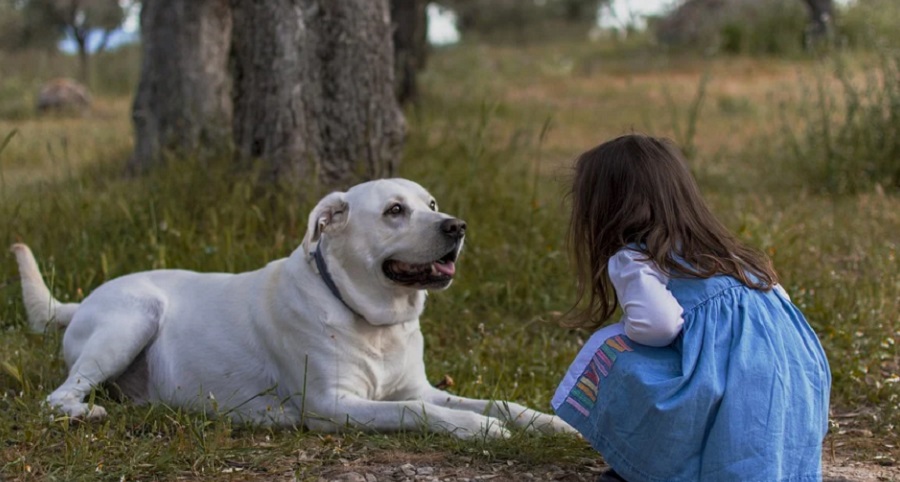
[47,398,108,421]
[537,416,578,435]
[481,417,511,439]
[447,416,510,440]
[512,410,577,435]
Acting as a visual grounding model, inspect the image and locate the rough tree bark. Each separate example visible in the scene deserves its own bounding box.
[230,1,312,180]
[129,0,232,172]
[231,0,406,186]
[802,0,834,46]
[390,0,428,104]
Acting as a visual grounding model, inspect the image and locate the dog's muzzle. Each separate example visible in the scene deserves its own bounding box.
[440,218,466,240]
[382,217,466,289]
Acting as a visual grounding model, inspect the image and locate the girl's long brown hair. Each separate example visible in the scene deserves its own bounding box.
[566,134,778,330]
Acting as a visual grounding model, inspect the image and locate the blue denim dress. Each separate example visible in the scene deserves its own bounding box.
[553,275,831,481]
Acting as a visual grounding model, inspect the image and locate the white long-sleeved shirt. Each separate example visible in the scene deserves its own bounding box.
[608,249,684,347]
[609,249,791,347]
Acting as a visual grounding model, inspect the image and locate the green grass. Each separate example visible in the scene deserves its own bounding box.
[780,51,900,194]
[1,38,899,478]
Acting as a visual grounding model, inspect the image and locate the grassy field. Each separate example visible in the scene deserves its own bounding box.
[1,38,899,479]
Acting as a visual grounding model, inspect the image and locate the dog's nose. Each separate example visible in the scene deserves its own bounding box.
[441,218,467,239]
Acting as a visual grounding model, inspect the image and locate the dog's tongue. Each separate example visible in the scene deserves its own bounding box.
[433,261,456,277]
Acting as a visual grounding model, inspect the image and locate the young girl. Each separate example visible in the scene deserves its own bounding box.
[552,134,831,482]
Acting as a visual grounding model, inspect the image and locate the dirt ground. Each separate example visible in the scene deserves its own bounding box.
[299,450,900,482]
[271,435,899,482]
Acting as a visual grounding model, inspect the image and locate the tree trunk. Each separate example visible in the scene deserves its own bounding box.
[802,0,834,47]
[390,0,428,104]
[230,0,405,186]
[308,0,407,185]
[130,0,232,172]
[230,0,314,181]
[75,36,89,86]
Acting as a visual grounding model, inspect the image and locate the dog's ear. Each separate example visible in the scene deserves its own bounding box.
[303,191,349,254]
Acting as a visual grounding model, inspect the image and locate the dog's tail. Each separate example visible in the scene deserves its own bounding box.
[10,243,79,332]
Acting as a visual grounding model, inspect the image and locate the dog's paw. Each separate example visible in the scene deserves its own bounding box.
[445,416,510,440]
[79,404,108,420]
[481,418,512,439]
[48,400,108,421]
[513,411,578,435]
[540,416,578,435]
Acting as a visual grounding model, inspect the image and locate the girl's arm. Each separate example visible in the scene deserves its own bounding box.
[608,249,684,347]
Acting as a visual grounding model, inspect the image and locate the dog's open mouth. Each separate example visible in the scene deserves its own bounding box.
[382,248,459,288]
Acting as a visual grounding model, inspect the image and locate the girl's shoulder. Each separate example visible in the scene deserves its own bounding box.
[608,247,669,284]
[666,272,765,314]
[607,246,664,277]
[610,247,748,309]
[608,245,650,267]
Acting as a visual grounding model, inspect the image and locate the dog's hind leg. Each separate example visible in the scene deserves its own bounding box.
[47,297,161,420]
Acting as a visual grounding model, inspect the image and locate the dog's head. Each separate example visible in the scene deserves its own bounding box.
[301,179,465,325]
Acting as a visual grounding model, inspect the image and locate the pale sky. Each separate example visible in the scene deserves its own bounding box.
[428,0,684,44]
[71,0,857,51]
[598,0,678,30]
[429,0,856,45]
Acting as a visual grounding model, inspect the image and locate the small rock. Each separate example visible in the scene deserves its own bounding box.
[330,473,366,482]
[399,463,416,477]
[36,78,91,114]
[416,467,434,476]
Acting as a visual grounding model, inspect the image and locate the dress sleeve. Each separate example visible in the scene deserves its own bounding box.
[608,249,684,347]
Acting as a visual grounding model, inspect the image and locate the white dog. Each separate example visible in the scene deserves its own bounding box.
[13,178,573,439]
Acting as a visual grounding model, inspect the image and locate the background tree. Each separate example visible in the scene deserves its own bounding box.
[390,0,428,104]
[228,0,309,181]
[0,1,55,52]
[129,0,232,172]
[21,0,126,83]
[802,0,834,47]
[436,0,606,43]
[654,0,816,56]
[132,0,404,186]
[230,0,405,186]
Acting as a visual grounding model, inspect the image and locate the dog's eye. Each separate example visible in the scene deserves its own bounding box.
[385,203,404,216]
[429,200,437,211]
